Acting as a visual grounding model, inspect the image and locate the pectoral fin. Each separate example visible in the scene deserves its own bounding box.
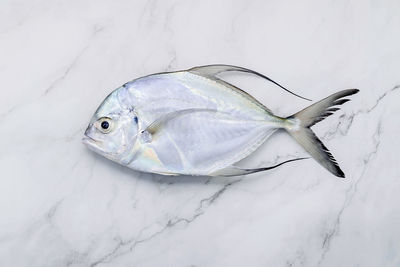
[209,157,309,177]
[141,108,218,142]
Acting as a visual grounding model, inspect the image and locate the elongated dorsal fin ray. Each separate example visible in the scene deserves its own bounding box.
[142,108,218,139]
[210,77,273,114]
[209,157,309,177]
[188,64,312,101]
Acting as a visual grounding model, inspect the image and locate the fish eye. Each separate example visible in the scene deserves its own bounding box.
[101,121,109,129]
[134,116,138,124]
[96,117,114,133]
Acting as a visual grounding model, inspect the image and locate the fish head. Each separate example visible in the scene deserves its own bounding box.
[82,88,139,163]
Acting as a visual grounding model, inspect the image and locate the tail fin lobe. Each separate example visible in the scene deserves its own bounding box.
[289,127,345,177]
[285,89,359,177]
[292,89,359,128]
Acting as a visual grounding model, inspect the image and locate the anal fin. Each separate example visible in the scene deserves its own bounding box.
[209,158,309,177]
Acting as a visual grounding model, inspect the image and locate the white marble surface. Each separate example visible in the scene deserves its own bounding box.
[1,0,400,266]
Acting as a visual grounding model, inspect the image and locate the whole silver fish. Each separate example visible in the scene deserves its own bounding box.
[83,65,358,177]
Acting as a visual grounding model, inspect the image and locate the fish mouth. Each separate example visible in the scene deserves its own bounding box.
[82,135,103,152]
[82,135,97,145]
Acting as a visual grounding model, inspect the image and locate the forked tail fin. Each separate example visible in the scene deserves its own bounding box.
[285,89,359,178]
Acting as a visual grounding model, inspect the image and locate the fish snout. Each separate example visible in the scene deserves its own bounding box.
[84,124,92,136]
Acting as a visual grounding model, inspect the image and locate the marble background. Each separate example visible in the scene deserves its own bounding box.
[1,0,400,266]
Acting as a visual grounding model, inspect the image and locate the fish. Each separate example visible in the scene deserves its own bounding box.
[82,65,359,178]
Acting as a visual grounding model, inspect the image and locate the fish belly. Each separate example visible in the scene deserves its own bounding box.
[129,112,278,175]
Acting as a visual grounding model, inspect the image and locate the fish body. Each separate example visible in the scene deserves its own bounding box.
[83,65,358,177]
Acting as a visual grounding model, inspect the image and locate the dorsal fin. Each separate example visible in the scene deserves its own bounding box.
[207,77,274,114]
[188,64,311,101]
